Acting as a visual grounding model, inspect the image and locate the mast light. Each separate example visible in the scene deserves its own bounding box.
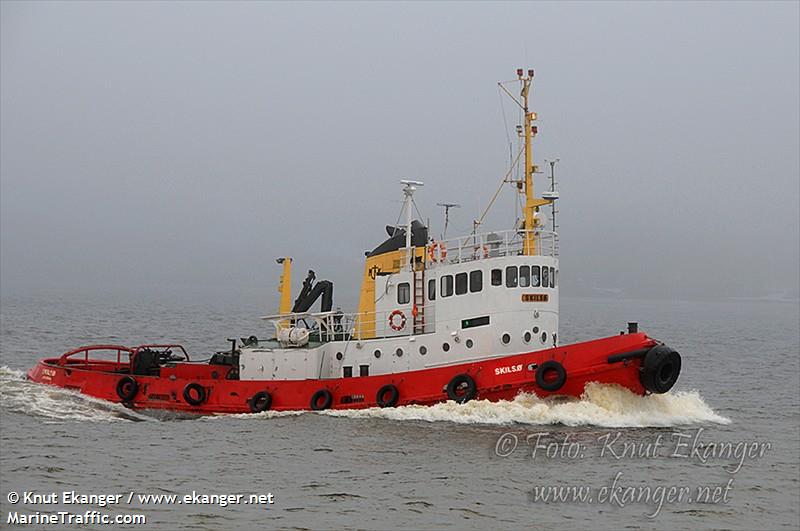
[516,68,524,77]
[528,69,535,77]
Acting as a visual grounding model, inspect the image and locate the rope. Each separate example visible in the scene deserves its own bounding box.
[498,86,512,169]
[474,144,525,232]
[390,204,403,237]
[411,197,425,224]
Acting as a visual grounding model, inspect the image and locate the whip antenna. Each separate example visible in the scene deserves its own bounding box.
[436,202,460,240]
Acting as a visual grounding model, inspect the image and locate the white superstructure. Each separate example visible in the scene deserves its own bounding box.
[240,69,560,382]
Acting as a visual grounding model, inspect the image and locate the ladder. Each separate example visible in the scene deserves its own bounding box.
[413,267,425,334]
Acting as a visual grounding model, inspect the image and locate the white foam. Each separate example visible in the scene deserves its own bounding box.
[318,383,730,427]
[218,383,730,428]
[0,365,151,423]
[3,364,729,427]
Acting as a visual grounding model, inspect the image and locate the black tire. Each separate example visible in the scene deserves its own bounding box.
[536,360,567,392]
[116,376,138,402]
[183,382,207,406]
[376,384,399,408]
[248,391,272,413]
[640,345,681,394]
[310,389,333,411]
[446,374,477,403]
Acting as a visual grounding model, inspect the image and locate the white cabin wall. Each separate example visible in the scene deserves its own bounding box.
[240,255,560,381]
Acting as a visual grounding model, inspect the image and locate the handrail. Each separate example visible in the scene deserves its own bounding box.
[263,303,439,342]
[56,344,191,370]
[427,229,559,265]
[58,345,133,370]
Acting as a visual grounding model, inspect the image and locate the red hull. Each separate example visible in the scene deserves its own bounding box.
[27,333,660,414]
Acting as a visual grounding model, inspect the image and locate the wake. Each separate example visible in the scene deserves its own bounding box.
[3,365,729,427]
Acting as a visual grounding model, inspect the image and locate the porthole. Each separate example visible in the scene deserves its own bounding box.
[523,331,532,343]
[419,345,427,355]
[336,352,343,361]
[442,342,450,352]
[395,348,403,357]
[533,326,540,334]
[501,333,511,345]
[541,332,548,344]
[374,349,382,359]
[466,339,474,348]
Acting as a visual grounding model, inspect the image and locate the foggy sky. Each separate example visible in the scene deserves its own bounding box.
[2,1,798,307]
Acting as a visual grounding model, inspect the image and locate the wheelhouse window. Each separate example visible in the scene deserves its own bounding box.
[491,268,502,286]
[519,265,530,288]
[359,365,369,377]
[550,267,556,288]
[531,265,541,287]
[554,269,558,287]
[441,275,454,297]
[505,266,518,288]
[542,266,549,288]
[428,278,436,300]
[469,270,483,293]
[398,282,410,304]
[455,272,468,295]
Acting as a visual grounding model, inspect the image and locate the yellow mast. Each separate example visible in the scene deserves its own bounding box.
[276,257,292,315]
[522,71,535,255]
[517,68,549,256]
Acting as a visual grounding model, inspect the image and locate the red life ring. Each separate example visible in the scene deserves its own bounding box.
[428,242,438,262]
[473,245,490,259]
[388,310,406,331]
[428,241,448,262]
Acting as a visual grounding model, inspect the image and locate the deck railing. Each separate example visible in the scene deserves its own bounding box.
[262,302,437,343]
[425,229,558,266]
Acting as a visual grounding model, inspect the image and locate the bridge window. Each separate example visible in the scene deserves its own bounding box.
[469,270,483,293]
[542,266,549,288]
[519,265,530,287]
[441,275,454,297]
[550,267,556,288]
[398,282,410,304]
[360,365,369,377]
[505,266,518,288]
[554,269,558,287]
[531,265,541,287]
[428,278,436,300]
[455,272,468,295]
[491,268,502,286]
[343,366,353,378]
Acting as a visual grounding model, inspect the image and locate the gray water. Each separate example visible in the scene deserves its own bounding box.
[1,293,798,530]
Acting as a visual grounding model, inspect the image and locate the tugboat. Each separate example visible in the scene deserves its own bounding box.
[27,70,682,413]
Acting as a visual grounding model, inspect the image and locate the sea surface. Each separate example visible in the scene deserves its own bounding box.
[1,293,798,530]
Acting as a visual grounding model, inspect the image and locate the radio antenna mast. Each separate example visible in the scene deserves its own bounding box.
[436,202,460,239]
[545,158,559,233]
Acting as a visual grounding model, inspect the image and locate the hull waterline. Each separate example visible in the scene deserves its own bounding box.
[27,333,670,414]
